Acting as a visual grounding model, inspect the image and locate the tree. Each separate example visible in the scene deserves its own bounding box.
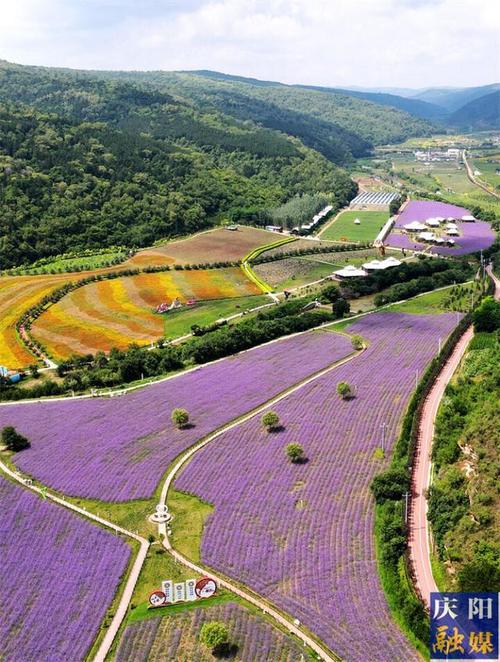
[371,468,410,504]
[336,381,352,399]
[320,284,340,303]
[286,443,305,463]
[1,426,30,452]
[458,558,500,592]
[171,408,189,429]
[473,297,500,332]
[199,621,229,655]
[332,297,350,319]
[351,335,364,350]
[261,411,280,432]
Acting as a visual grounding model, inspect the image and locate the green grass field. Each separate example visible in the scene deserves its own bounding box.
[163,294,269,339]
[320,210,389,243]
[387,282,477,314]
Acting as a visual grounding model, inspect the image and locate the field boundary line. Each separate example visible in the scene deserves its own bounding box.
[157,346,364,662]
[0,458,149,662]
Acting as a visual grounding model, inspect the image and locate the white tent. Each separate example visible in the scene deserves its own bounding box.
[447,238,456,245]
[334,265,367,278]
[426,218,441,227]
[362,260,384,270]
[405,221,427,232]
[461,215,475,222]
[446,228,459,236]
[354,218,361,225]
[418,231,437,242]
[434,237,446,244]
[446,222,458,229]
[434,216,445,222]
[363,257,402,270]
[382,256,402,267]
[447,217,456,222]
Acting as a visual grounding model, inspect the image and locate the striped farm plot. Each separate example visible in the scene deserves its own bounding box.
[128,226,277,267]
[31,268,261,359]
[0,273,74,368]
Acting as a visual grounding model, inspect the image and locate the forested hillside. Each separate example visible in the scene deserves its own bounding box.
[0,63,358,268]
[448,90,500,130]
[0,60,434,268]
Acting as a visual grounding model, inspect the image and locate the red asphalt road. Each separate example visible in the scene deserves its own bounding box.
[408,267,500,608]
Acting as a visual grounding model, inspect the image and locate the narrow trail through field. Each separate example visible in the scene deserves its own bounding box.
[408,265,500,608]
[156,344,365,662]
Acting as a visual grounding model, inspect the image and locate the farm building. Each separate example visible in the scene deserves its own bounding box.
[349,191,399,211]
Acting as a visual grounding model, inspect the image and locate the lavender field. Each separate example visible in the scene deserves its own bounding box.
[116,602,304,661]
[394,200,471,227]
[0,330,352,501]
[0,476,130,662]
[387,200,495,255]
[175,312,459,662]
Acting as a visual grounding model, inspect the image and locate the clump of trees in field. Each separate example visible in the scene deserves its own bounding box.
[1,426,30,452]
[285,443,305,464]
[261,411,280,432]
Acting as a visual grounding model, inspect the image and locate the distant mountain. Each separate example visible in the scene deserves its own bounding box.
[448,91,500,130]
[297,86,446,121]
[411,84,500,111]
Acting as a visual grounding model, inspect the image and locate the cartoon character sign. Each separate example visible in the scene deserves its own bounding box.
[195,577,217,599]
[149,590,167,608]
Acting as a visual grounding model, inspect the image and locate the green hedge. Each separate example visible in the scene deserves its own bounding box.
[371,313,472,658]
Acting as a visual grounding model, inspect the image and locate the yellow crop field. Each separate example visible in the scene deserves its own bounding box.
[31,268,260,359]
[0,274,73,368]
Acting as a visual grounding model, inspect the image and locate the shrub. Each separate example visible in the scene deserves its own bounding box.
[171,408,189,429]
[261,411,280,432]
[336,381,352,399]
[199,621,229,653]
[285,443,305,463]
[351,335,364,350]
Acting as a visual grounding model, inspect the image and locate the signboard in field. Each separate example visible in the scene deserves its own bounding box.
[148,576,217,608]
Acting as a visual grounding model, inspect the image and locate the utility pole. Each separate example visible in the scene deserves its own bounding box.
[415,369,419,390]
[404,492,410,523]
[438,337,442,353]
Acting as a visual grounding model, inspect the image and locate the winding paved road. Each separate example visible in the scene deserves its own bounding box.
[408,266,499,608]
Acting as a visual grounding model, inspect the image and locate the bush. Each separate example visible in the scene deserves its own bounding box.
[171,408,189,429]
[285,443,305,463]
[261,411,280,432]
[199,621,229,652]
[336,381,352,399]
[1,426,30,452]
[332,298,350,319]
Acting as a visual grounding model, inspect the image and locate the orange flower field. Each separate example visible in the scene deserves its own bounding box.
[0,274,72,368]
[0,228,277,369]
[31,268,260,359]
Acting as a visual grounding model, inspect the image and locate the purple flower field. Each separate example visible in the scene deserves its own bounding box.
[116,602,304,661]
[386,200,495,255]
[0,476,130,662]
[384,232,425,251]
[394,200,470,227]
[0,331,352,501]
[175,312,459,662]
[431,220,496,255]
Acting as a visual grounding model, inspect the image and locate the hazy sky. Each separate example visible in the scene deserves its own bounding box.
[2,0,499,88]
